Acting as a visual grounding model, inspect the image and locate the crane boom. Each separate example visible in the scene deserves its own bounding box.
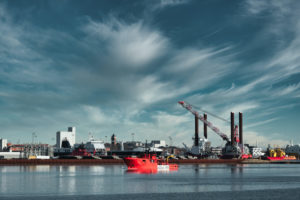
[187,102,231,124]
[178,101,230,142]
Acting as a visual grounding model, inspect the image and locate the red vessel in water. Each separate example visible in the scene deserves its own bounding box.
[123,154,178,173]
[267,156,296,160]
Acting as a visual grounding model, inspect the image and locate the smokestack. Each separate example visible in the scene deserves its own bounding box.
[231,112,234,145]
[239,112,243,145]
[195,115,199,146]
[204,113,207,139]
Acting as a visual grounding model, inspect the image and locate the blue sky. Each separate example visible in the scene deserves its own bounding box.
[0,0,299,147]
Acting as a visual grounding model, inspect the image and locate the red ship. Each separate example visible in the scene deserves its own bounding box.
[71,144,92,157]
[123,154,178,173]
[267,156,285,160]
[267,156,296,160]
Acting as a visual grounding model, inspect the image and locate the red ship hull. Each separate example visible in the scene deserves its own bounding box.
[267,156,296,160]
[123,154,178,173]
[267,156,285,160]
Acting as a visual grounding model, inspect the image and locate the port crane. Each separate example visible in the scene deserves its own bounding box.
[179,101,241,143]
[178,101,244,158]
[187,103,231,124]
[178,101,231,142]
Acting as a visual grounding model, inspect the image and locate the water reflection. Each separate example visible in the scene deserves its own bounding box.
[125,166,179,174]
[194,164,210,175]
[1,164,300,196]
[230,164,244,176]
[126,169,178,174]
[19,165,51,172]
[126,169,158,174]
[230,164,245,191]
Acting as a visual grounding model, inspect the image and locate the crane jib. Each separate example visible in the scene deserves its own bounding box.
[178,101,230,142]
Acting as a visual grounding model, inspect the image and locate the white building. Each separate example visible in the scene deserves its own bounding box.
[56,127,76,148]
[0,152,21,159]
[0,138,7,151]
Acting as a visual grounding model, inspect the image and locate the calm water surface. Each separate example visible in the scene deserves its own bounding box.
[1,164,300,199]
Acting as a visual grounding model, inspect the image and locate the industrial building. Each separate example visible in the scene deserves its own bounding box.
[0,143,53,159]
[285,144,300,158]
[22,144,52,158]
[56,127,76,148]
[0,138,7,151]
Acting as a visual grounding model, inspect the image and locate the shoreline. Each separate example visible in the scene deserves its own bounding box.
[1,158,299,165]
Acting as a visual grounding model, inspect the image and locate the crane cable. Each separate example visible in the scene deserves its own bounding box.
[185,101,231,124]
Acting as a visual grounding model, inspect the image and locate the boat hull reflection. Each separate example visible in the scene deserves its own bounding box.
[126,167,178,174]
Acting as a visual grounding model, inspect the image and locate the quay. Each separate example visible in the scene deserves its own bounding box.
[1,158,300,165]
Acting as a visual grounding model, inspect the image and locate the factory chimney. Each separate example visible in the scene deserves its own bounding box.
[204,113,207,139]
[231,112,234,145]
[239,112,243,145]
[195,115,199,146]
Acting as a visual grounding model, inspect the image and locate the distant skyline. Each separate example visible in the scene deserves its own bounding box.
[0,0,300,147]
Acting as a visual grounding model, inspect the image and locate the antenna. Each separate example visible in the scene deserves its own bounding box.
[32,132,37,144]
[169,136,173,147]
[145,140,149,154]
[88,132,94,141]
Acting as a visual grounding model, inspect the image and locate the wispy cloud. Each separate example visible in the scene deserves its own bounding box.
[152,0,190,10]
[0,1,300,146]
[269,83,300,97]
[83,18,169,67]
[245,0,293,16]
[245,117,280,129]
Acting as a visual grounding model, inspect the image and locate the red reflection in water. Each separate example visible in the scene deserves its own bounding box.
[126,168,178,174]
[126,169,158,174]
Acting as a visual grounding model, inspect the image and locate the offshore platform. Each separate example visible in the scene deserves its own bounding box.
[178,101,249,159]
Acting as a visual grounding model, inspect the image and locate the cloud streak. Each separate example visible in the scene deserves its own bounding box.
[0,1,300,147]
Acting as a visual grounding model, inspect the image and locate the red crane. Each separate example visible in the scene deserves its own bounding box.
[178,101,231,142]
[178,101,250,159]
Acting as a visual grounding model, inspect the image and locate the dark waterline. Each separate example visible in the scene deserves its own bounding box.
[1,164,300,199]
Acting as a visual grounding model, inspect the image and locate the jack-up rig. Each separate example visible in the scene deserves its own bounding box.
[178,101,250,159]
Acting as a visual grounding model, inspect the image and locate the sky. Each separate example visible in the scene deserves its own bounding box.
[0,0,300,147]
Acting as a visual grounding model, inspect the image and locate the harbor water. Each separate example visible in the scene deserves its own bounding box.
[1,164,300,200]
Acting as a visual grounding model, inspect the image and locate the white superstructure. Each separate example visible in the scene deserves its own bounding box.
[56,127,76,148]
[183,138,209,156]
[133,146,163,153]
[151,140,166,148]
[249,147,264,158]
[85,139,106,155]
